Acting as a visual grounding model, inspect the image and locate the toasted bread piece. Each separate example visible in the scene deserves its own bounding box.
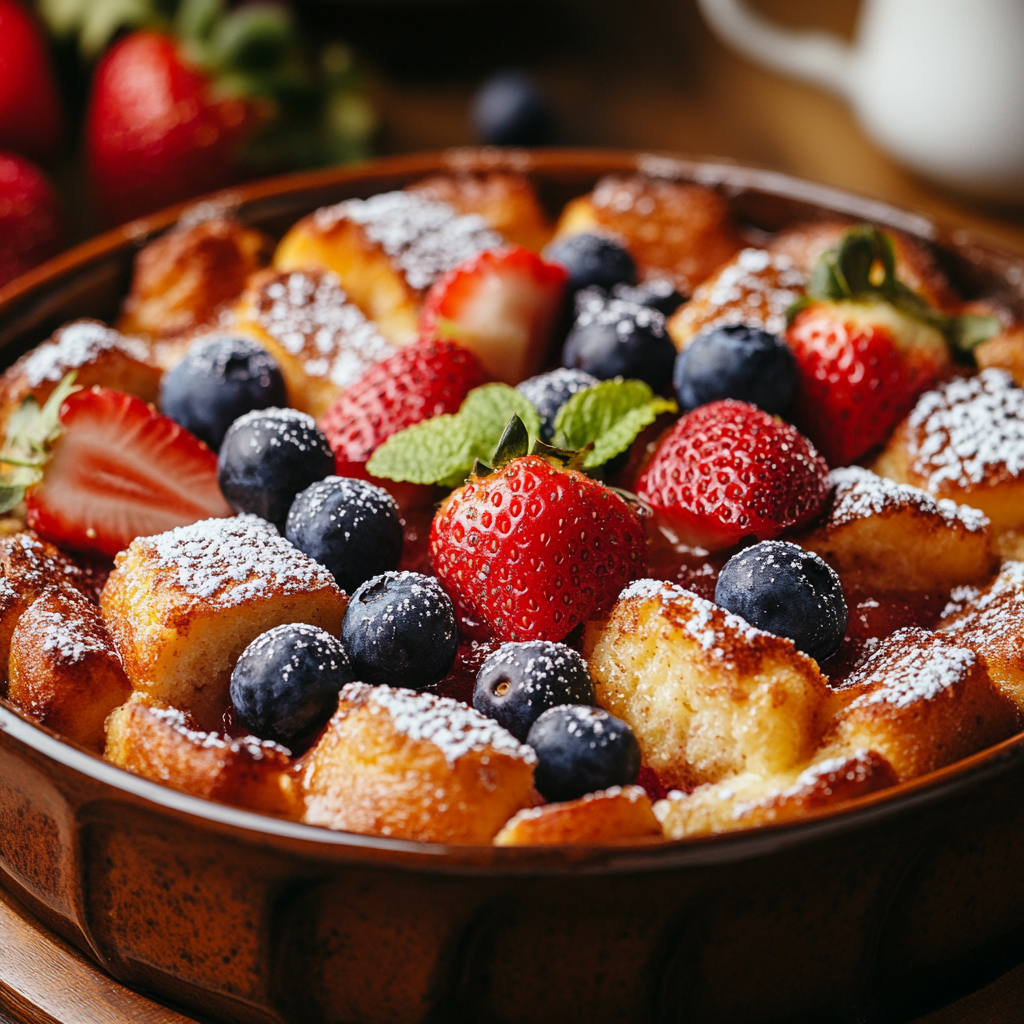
[655,749,898,839]
[824,628,1017,781]
[975,323,1024,386]
[873,369,1024,532]
[275,191,502,345]
[407,172,552,252]
[7,587,130,750]
[100,516,347,730]
[232,269,394,417]
[0,320,161,437]
[553,176,742,295]
[582,580,829,790]
[766,218,957,310]
[118,217,271,340]
[105,693,300,816]
[940,560,1024,709]
[795,467,996,593]
[666,248,805,350]
[494,785,662,845]
[300,683,535,843]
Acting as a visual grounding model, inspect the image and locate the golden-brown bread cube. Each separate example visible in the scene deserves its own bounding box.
[655,749,898,839]
[105,693,300,816]
[975,323,1024,386]
[553,175,742,294]
[766,218,958,311]
[274,191,502,345]
[117,217,272,340]
[940,560,1024,709]
[232,269,394,417]
[582,580,829,790]
[300,682,536,843]
[824,627,1017,781]
[794,466,997,593]
[7,586,130,751]
[873,369,1024,533]
[494,785,663,846]
[407,172,553,252]
[666,248,806,350]
[0,320,161,437]
[100,516,347,730]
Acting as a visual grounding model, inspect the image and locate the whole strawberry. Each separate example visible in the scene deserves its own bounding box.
[0,0,64,162]
[0,152,62,288]
[637,399,829,552]
[431,447,645,643]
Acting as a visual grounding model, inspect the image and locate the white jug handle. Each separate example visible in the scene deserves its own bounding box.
[696,0,855,99]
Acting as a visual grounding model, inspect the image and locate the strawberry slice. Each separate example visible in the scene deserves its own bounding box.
[24,386,232,556]
[420,245,568,384]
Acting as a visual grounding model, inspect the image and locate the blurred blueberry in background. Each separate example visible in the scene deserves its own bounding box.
[472,70,553,146]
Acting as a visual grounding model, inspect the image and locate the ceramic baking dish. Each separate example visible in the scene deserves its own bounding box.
[1,149,1024,1024]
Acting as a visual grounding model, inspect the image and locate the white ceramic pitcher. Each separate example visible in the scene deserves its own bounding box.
[697,0,1024,201]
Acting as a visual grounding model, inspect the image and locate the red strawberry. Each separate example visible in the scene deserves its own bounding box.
[319,338,486,507]
[787,299,948,466]
[420,245,568,384]
[0,152,61,287]
[636,399,829,552]
[85,32,266,225]
[431,454,646,643]
[0,0,64,162]
[25,386,233,557]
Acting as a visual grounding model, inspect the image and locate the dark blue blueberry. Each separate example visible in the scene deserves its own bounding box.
[474,640,596,741]
[286,476,403,594]
[342,571,458,690]
[544,233,637,294]
[612,279,686,316]
[674,324,798,415]
[159,335,287,452]
[217,408,335,530]
[714,540,848,662]
[562,297,675,392]
[472,70,553,146]
[516,367,599,442]
[230,623,354,748]
[527,704,641,802]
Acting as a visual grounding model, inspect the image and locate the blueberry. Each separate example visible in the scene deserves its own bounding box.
[612,279,686,317]
[516,368,599,442]
[472,70,553,146]
[544,233,637,294]
[563,297,676,392]
[230,623,354,748]
[342,571,458,690]
[160,335,287,452]
[286,476,403,594]
[714,540,848,662]
[218,408,335,530]
[527,704,641,802]
[474,640,596,741]
[674,324,798,415]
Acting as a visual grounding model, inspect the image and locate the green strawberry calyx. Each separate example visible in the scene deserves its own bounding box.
[787,224,1001,355]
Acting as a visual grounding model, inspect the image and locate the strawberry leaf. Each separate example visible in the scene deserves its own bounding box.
[492,414,531,468]
[553,378,677,469]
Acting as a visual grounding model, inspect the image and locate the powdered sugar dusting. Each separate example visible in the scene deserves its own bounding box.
[904,369,1024,491]
[248,271,394,388]
[146,516,337,606]
[312,191,501,291]
[34,605,114,664]
[21,320,149,387]
[940,559,1024,645]
[146,704,291,759]
[343,681,535,764]
[827,466,989,532]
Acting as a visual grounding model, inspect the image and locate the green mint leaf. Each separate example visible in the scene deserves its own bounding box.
[553,378,677,467]
[947,313,1003,353]
[458,384,540,461]
[366,415,473,485]
[0,484,26,516]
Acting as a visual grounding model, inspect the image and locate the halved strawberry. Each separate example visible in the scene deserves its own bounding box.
[24,386,232,556]
[420,245,568,384]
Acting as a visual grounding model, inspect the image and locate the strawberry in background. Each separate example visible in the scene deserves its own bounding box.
[0,0,64,162]
[0,152,62,288]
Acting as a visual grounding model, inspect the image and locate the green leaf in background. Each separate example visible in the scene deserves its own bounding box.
[459,384,540,462]
[553,378,677,469]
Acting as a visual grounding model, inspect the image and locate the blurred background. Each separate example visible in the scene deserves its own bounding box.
[4,0,1024,287]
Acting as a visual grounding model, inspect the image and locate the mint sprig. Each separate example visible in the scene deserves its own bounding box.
[553,378,677,469]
